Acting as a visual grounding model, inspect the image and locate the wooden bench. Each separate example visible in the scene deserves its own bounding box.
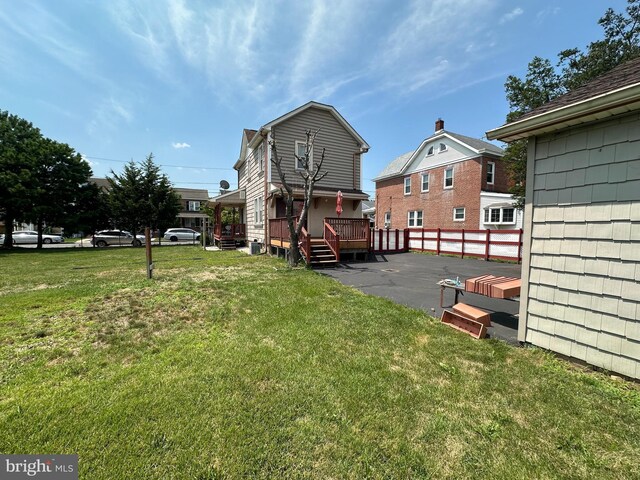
[452,303,491,327]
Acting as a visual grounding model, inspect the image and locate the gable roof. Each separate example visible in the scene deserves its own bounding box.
[253,101,369,150]
[487,56,640,142]
[244,129,257,143]
[373,130,503,181]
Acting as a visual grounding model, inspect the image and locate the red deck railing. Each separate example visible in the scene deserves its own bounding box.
[324,221,340,262]
[214,223,246,239]
[268,216,300,245]
[324,217,370,241]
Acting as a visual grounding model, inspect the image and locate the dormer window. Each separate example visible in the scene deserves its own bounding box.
[427,146,434,156]
[439,142,447,152]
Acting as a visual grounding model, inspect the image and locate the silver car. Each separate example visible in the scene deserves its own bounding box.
[163,228,200,242]
[2,230,64,244]
[91,230,144,247]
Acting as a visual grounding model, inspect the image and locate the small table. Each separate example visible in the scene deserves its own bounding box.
[437,280,465,308]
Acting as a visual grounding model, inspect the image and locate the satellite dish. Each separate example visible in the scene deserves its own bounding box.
[220,180,230,190]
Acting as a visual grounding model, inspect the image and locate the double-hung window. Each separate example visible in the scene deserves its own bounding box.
[453,207,465,221]
[486,161,495,184]
[421,173,429,192]
[256,144,264,173]
[187,201,200,212]
[254,197,263,225]
[404,177,411,195]
[408,210,423,227]
[295,141,312,170]
[384,212,391,228]
[444,167,454,188]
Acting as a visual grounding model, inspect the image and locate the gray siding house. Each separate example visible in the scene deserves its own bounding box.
[210,102,371,262]
[487,58,640,379]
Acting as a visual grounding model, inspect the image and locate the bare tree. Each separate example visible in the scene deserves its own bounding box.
[269,127,327,266]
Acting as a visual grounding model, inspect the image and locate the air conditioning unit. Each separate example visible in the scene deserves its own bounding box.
[384,222,390,229]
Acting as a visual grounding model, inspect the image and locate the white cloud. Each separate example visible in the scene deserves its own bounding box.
[172,142,191,149]
[500,7,523,24]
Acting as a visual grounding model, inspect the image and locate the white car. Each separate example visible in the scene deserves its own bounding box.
[91,230,145,247]
[2,230,64,244]
[163,228,201,242]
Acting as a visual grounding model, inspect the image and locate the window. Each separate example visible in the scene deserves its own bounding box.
[421,173,429,192]
[384,211,391,227]
[404,177,411,195]
[427,146,434,155]
[187,201,200,212]
[254,196,263,225]
[255,144,264,172]
[484,207,515,225]
[295,141,312,170]
[439,142,447,152]
[444,167,453,188]
[408,210,423,227]
[453,207,465,221]
[487,161,495,184]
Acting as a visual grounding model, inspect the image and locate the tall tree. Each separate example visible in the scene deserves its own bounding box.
[269,128,327,267]
[503,0,640,208]
[0,111,42,247]
[26,139,93,248]
[107,154,180,238]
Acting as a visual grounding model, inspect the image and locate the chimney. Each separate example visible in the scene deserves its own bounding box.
[435,118,444,132]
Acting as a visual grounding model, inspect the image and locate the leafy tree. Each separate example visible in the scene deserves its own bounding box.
[60,182,112,237]
[270,128,328,267]
[26,139,93,248]
[0,111,41,247]
[503,0,640,208]
[107,154,180,238]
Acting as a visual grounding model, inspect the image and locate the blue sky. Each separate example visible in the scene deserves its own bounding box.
[0,0,628,199]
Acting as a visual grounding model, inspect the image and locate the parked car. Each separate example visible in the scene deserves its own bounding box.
[163,228,201,242]
[91,230,144,247]
[1,230,64,244]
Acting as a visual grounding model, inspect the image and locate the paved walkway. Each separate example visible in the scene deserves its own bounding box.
[320,252,522,345]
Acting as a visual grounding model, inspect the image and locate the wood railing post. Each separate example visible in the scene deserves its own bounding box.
[485,228,491,261]
[335,234,340,262]
[367,226,372,253]
[461,229,465,259]
[404,228,410,251]
[436,228,441,256]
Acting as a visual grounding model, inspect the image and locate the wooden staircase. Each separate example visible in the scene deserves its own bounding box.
[219,239,236,250]
[308,239,337,267]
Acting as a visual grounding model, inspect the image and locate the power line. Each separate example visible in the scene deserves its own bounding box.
[84,155,235,171]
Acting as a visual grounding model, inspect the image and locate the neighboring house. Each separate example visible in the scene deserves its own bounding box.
[487,57,640,379]
[374,120,521,231]
[362,200,375,225]
[210,101,370,264]
[174,187,209,231]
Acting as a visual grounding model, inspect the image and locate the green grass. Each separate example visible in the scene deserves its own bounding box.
[1,247,639,479]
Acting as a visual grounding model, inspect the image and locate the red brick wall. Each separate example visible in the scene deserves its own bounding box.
[375,156,508,230]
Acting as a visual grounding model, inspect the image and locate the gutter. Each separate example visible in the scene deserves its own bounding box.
[487,83,640,142]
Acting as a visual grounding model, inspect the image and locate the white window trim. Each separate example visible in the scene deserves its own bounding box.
[444,167,454,189]
[384,212,391,228]
[407,210,423,228]
[295,141,313,171]
[453,207,465,222]
[256,144,264,173]
[438,142,447,153]
[427,145,434,156]
[404,177,411,195]
[421,173,429,193]
[487,161,495,185]
[254,197,264,225]
[484,207,516,225]
[187,201,201,212]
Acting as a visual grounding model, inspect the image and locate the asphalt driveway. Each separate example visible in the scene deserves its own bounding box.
[321,252,522,344]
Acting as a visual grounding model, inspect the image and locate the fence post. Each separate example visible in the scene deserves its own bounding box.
[461,229,465,259]
[404,229,410,251]
[485,228,491,261]
[436,228,441,256]
[395,229,400,252]
[518,228,523,263]
[421,228,424,251]
[367,227,372,253]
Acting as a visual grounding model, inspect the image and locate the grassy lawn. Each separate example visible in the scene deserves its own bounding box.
[1,247,639,479]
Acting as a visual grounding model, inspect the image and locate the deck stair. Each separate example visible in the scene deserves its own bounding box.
[219,239,236,250]
[308,239,337,267]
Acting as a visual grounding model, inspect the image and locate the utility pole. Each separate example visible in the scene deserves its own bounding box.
[145,227,153,279]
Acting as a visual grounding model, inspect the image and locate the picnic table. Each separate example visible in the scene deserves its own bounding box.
[437,279,465,308]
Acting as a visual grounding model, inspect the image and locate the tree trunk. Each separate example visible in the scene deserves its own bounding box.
[36,217,44,249]
[3,210,14,248]
[288,230,301,267]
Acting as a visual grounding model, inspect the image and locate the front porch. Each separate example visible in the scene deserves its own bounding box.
[209,189,247,250]
[268,217,371,266]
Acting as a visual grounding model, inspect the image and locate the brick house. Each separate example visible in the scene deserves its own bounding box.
[374,120,519,231]
[487,57,640,379]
